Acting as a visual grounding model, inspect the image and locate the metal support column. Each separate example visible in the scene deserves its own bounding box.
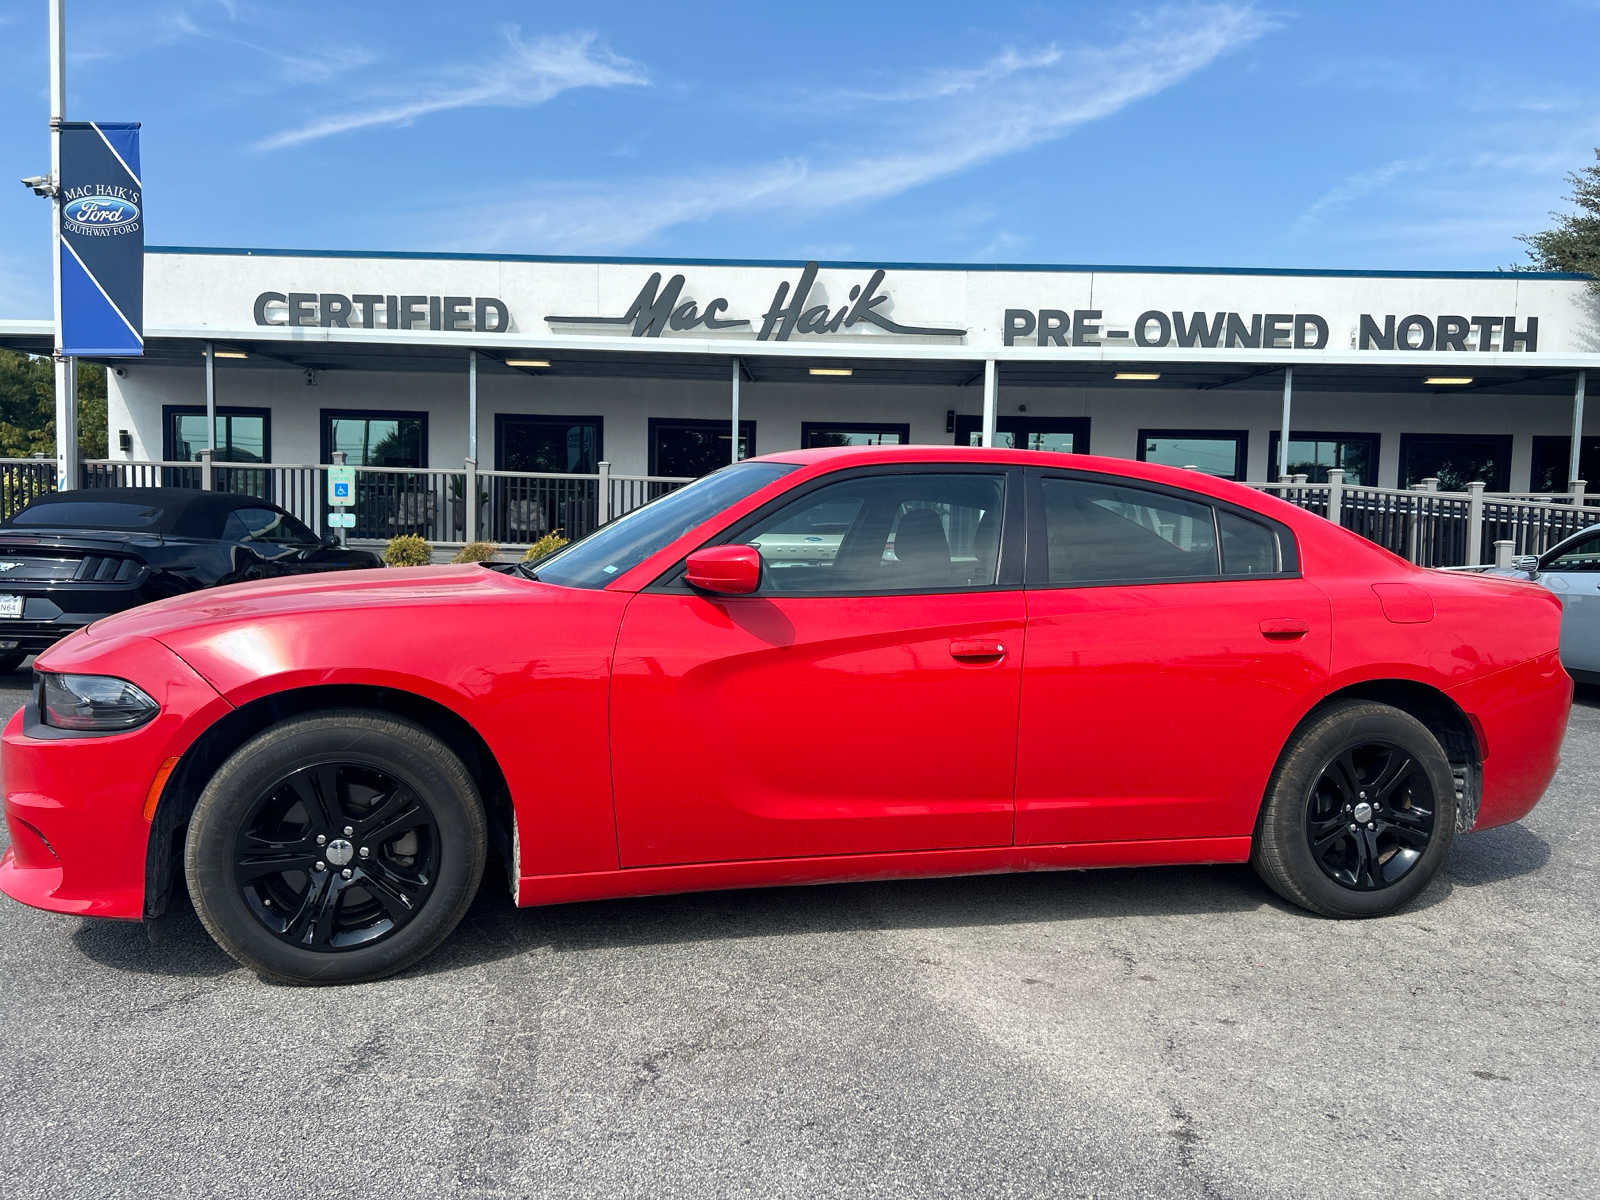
[730,358,742,463]
[204,341,216,457]
[981,360,997,448]
[1277,367,1293,480]
[1570,369,1588,489]
[465,350,479,543]
[49,0,77,491]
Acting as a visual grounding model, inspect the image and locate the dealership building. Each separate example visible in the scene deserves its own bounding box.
[1,246,1597,508]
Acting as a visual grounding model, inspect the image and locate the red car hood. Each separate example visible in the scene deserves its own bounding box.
[74,564,523,646]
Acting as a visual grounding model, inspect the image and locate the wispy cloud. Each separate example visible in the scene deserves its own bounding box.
[255,27,645,151]
[844,45,1065,103]
[68,2,375,82]
[168,11,377,83]
[1287,110,1600,263]
[454,3,1277,252]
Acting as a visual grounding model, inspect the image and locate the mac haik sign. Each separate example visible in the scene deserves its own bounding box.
[58,121,143,357]
[547,261,967,341]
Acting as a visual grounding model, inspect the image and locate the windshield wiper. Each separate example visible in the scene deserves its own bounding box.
[514,561,540,581]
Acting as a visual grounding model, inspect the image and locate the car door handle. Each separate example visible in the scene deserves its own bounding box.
[1259,618,1310,639]
[950,639,1007,661]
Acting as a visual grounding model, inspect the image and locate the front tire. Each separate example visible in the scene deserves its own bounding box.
[185,710,486,984]
[1252,701,1456,918]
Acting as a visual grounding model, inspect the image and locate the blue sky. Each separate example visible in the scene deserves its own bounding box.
[2,0,1598,317]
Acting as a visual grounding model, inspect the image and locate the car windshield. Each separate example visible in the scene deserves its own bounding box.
[8,500,164,530]
[530,461,795,589]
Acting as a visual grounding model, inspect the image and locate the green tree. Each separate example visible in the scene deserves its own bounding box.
[0,348,108,459]
[1517,148,1600,294]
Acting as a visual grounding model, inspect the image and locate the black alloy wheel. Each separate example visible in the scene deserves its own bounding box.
[1303,742,1437,891]
[1252,700,1457,918]
[186,710,486,985]
[234,762,440,951]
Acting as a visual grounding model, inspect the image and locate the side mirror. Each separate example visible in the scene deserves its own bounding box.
[1513,554,1541,575]
[685,544,761,595]
[321,531,341,548]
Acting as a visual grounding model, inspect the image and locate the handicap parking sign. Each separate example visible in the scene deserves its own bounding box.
[327,466,356,507]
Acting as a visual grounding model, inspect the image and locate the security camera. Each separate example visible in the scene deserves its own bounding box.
[20,175,55,198]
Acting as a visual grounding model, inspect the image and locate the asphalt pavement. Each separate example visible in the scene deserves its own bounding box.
[0,666,1595,1200]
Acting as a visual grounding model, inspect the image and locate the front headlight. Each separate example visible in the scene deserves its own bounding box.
[36,672,159,731]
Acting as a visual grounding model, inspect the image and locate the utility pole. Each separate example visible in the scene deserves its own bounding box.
[49,0,78,490]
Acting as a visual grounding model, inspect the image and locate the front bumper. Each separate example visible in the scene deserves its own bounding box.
[0,634,232,920]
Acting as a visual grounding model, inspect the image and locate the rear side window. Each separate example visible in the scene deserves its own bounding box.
[1040,477,1217,584]
[1218,510,1281,575]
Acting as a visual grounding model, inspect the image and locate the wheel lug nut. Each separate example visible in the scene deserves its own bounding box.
[1359,791,1367,800]
[1349,823,1358,831]
[316,834,327,845]
[341,868,352,879]
[314,861,325,872]
[343,825,354,837]
[359,846,370,858]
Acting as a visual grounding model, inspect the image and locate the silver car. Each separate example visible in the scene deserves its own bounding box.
[1491,523,1600,683]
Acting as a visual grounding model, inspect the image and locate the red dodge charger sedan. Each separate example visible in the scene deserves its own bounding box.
[0,447,1571,984]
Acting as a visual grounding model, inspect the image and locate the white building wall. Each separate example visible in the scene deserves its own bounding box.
[108,363,1595,490]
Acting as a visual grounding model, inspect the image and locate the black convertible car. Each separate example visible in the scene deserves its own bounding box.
[0,488,380,670]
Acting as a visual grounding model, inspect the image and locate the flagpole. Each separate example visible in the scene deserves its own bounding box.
[49,0,78,491]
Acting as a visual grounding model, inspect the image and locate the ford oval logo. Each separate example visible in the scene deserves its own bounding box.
[64,196,139,227]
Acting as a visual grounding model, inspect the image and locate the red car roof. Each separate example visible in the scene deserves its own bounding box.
[752,443,1273,507]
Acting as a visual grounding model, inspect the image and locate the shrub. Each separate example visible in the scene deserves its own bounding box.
[451,540,499,564]
[524,532,569,562]
[382,533,432,567]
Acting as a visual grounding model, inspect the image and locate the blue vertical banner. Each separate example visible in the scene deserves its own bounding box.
[58,121,143,357]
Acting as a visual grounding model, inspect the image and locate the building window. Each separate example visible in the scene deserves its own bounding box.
[953,416,1090,453]
[1266,431,1379,485]
[495,415,602,473]
[1398,433,1511,492]
[1137,429,1248,480]
[321,410,428,468]
[162,405,272,497]
[164,406,271,464]
[800,422,911,448]
[1529,436,1600,492]
[649,418,755,477]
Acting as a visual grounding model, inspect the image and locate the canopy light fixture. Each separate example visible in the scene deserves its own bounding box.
[809,367,853,377]
[1424,376,1473,386]
[505,359,550,368]
[1114,372,1161,381]
[213,349,247,359]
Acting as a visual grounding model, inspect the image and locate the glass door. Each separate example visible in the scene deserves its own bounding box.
[953,416,1089,453]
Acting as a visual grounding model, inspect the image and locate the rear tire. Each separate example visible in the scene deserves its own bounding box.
[185,710,486,984]
[1252,701,1456,918]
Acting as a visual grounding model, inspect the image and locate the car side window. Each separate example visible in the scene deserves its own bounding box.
[744,472,1006,594]
[1039,476,1219,584]
[1545,533,1600,571]
[1218,510,1282,575]
[224,507,319,547]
